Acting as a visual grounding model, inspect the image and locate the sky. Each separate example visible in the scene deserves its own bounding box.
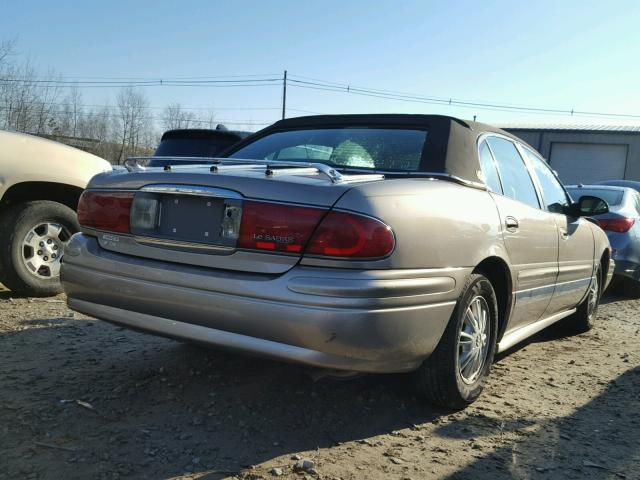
[1,0,639,130]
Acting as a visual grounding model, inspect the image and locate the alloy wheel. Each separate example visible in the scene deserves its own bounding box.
[458,295,491,385]
[587,269,600,319]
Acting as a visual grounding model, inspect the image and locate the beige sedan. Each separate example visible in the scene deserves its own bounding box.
[61,114,613,409]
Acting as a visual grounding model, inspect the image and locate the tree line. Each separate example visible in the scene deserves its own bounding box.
[0,39,220,164]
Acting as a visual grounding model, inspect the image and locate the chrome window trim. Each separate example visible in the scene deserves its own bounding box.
[477,132,543,210]
[515,143,572,214]
[478,137,505,194]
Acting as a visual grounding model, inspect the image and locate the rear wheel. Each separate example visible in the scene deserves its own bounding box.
[0,201,78,296]
[414,274,498,410]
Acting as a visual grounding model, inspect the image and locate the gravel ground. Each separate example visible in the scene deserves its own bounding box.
[1,283,639,480]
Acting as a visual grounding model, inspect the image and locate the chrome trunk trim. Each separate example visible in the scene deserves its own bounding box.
[140,184,242,199]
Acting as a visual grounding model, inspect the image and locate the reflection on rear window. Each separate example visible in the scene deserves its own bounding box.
[566,188,624,206]
[229,128,427,171]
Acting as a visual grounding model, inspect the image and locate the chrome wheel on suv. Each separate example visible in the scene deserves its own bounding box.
[22,222,71,279]
[0,201,79,296]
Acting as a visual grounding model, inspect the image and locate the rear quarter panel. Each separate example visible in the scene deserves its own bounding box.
[301,178,507,270]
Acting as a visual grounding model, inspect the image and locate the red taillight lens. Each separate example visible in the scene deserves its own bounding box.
[306,211,395,258]
[77,191,134,233]
[237,201,325,253]
[597,217,635,233]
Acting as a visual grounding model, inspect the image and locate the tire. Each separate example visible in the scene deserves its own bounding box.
[558,264,602,334]
[0,201,79,296]
[414,273,498,410]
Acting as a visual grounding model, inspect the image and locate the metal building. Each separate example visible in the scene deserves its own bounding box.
[503,125,640,185]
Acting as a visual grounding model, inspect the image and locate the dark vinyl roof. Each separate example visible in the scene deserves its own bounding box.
[229,114,526,186]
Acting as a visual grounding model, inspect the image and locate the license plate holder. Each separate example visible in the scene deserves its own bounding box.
[131,192,227,245]
[158,194,224,244]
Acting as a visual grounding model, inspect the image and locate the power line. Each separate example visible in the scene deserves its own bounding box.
[0,99,281,111]
[0,76,282,88]
[37,73,281,81]
[0,106,274,126]
[2,69,638,121]
[287,75,640,120]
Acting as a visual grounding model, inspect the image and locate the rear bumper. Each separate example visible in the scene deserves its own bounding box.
[61,234,467,373]
[613,259,639,280]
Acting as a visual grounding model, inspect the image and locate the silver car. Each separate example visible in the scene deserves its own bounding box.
[61,115,613,409]
[567,185,640,296]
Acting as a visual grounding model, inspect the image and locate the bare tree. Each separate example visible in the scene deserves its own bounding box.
[197,108,217,129]
[115,86,150,163]
[33,68,62,135]
[161,102,196,130]
[0,37,16,66]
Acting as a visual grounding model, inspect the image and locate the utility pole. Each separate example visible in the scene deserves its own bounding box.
[282,70,287,120]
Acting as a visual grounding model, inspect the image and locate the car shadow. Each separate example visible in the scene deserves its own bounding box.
[0,316,446,479]
[1,296,636,479]
[437,366,640,479]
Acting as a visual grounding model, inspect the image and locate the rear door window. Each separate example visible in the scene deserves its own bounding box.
[523,147,570,214]
[486,136,540,209]
[478,140,503,193]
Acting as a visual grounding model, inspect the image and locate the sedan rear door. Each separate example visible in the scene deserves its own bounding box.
[480,136,559,330]
[521,146,594,315]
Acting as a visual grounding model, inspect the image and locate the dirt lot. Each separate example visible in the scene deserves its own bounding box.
[1,283,638,480]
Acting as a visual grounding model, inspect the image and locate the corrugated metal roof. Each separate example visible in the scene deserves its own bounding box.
[502,124,640,132]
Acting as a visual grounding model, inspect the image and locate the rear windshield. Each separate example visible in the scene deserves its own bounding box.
[150,137,240,167]
[228,128,427,171]
[566,187,624,206]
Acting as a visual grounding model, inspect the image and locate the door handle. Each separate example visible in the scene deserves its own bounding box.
[560,229,569,240]
[505,216,519,232]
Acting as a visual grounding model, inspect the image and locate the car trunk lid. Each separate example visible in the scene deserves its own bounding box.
[82,160,384,273]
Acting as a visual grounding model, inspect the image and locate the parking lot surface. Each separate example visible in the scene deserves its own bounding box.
[1,284,638,480]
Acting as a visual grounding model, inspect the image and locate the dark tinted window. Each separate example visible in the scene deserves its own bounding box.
[523,147,569,214]
[478,140,502,193]
[229,128,427,171]
[149,135,242,167]
[487,137,540,208]
[566,188,624,206]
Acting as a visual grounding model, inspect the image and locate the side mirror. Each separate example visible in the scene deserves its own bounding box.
[568,195,610,217]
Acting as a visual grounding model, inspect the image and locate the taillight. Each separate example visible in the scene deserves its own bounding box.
[77,191,134,233]
[237,201,325,253]
[597,217,635,233]
[306,211,395,258]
